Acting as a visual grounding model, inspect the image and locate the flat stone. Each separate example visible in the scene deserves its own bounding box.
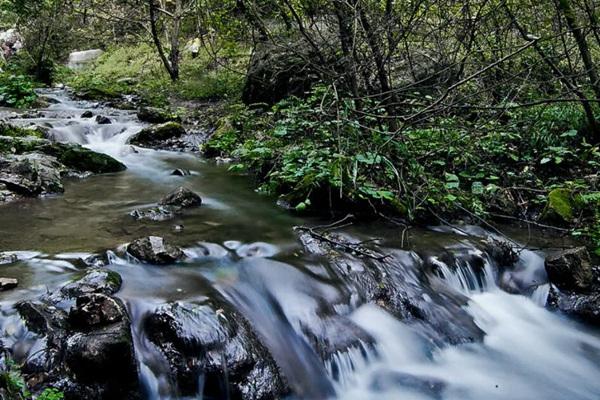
[0,277,18,291]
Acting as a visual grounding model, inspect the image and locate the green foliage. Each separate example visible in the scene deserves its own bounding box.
[0,358,29,399]
[0,73,37,108]
[68,43,247,107]
[206,83,600,226]
[37,388,64,400]
[0,357,64,400]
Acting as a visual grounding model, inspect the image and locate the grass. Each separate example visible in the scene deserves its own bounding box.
[65,42,248,107]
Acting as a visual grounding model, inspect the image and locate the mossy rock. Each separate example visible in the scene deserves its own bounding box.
[543,188,575,223]
[129,122,186,146]
[49,144,126,174]
[0,135,49,154]
[202,117,237,156]
[0,123,45,140]
[137,107,181,124]
[0,135,125,173]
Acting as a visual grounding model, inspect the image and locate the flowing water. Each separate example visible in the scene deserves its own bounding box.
[1,89,600,399]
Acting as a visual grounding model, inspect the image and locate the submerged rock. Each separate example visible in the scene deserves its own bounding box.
[129,122,186,147]
[127,236,185,265]
[545,247,592,292]
[159,186,202,208]
[137,107,180,124]
[130,206,175,222]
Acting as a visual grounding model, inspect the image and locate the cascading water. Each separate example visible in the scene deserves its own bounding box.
[0,89,599,399]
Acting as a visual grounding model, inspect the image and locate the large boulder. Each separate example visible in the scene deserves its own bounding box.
[0,29,24,60]
[0,135,126,174]
[129,122,186,147]
[545,247,593,292]
[67,49,103,70]
[47,143,126,174]
[127,236,186,265]
[0,152,64,195]
[242,42,319,105]
[144,302,288,399]
[13,269,141,399]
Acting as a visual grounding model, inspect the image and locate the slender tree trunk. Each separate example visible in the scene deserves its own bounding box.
[556,0,600,101]
[148,0,178,81]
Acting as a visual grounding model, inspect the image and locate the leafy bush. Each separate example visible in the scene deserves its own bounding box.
[206,84,600,225]
[0,73,37,108]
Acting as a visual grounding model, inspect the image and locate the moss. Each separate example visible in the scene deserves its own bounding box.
[129,122,185,145]
[544,188,575,222]
[0,123,44,139]
[202,117,238,156]
[105,270,123,290]
[49,145,126,173]
[0,135,125,173]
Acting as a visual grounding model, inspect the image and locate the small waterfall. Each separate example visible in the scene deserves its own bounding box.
[531,284,551,307]
[429,252,496,294]
[325,341,375,389]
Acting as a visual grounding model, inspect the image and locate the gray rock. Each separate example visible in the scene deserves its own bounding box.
[60,269,122,298]
[548,285,600,325]
[129,206,175,222]
[0,152,64,196]
[14,269,140,398]
[81,111,94,118]
[0,277,18,290]
[159,186,202,208]
[69,293,125,329]
[127,236,185,265]
[0,252,18,265]
[545,247,593,292]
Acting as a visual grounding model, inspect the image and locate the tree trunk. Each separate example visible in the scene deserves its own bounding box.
[556,0,600,101]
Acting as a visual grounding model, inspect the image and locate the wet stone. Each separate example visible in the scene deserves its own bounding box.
[95,115,112,125]
[69,293,125,329]
[171,168,191,176]
[546,247,593,292]
[159,186,202,208]
[129,206,175,222]
[0,277,18,290]
[81,110,93,118]
[127,236,185,265]
[0,252,18,265]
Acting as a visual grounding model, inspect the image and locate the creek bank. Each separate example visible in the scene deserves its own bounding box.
[0,129,125,204]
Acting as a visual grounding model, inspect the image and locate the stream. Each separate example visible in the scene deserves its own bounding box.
[1,89,600,400]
